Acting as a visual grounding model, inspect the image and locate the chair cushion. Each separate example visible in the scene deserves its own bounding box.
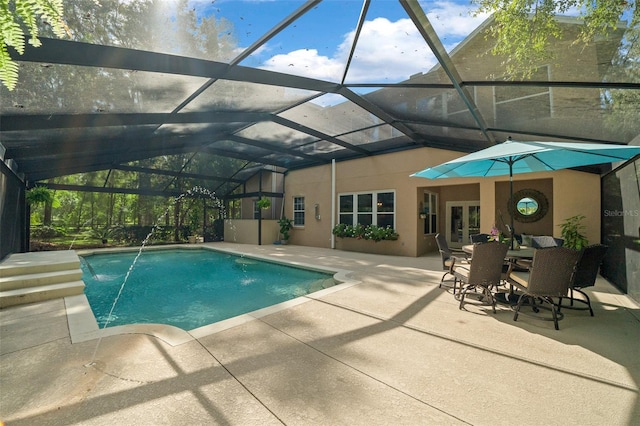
[452,264,470,280]
[447,256,470,266]
[509,271,529,290]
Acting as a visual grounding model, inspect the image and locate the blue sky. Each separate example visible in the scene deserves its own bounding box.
[188,0,491,83]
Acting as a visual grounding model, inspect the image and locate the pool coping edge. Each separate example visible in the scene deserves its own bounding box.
[68,245,360,346]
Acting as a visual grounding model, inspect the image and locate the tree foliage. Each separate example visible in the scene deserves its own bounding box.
[473,0,638,78]
[0,0,69,90]
[30,151,236,244]
[12,1,244,237]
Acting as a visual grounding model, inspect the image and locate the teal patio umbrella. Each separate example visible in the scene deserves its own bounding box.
[411,139,640,247]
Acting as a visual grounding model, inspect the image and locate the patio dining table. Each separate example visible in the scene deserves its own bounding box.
[462,244,534,260]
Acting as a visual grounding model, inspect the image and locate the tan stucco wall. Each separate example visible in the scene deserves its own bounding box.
[285,147,463,257]
[283,164,334,248]
[279,147,601,256]
[480,170,601,244]
[552,170,601,244]
[224,219,279,245]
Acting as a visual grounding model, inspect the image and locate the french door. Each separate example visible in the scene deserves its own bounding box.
[445,201,480,248]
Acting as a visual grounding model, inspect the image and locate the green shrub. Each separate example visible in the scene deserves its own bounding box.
[278,217,293,240]
[332,224,398,242]
[364,225,399,242]
[559,214,589,250]
[331,223,346,238]
[31,225,63,239]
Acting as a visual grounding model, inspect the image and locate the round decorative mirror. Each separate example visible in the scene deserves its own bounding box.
[509,189,548,223]
[517,197,538,216]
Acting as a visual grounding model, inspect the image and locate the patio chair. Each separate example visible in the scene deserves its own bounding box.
[435,233,469,292]
[455,241,508,313]
[508,247,581,330]
[559,244,608,316]
[469,232,512,285]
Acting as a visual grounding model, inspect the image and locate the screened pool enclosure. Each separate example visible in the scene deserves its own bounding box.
[1,0,639,297]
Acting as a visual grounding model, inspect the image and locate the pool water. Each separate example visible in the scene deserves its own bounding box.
[80,249,334,330]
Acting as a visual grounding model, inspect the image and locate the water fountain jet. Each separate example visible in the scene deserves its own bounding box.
[86,186,225,365]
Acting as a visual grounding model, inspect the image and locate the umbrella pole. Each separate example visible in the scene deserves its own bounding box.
[509,165,515,250]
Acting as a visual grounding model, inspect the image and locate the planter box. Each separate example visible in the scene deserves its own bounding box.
[334,238,400,256]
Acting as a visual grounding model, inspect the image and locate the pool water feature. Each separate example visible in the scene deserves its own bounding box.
[80,248,335,331]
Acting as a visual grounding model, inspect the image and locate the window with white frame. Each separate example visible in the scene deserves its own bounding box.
[422,191,438,234]
[293,196,305,226]
[338,191,395,228]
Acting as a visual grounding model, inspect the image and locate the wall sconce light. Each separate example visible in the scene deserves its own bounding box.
[314,203,320,220]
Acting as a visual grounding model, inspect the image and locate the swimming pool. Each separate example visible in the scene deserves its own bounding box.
[80,248,335,331]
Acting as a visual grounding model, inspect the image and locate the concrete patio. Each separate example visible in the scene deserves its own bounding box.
[1,243,639,425]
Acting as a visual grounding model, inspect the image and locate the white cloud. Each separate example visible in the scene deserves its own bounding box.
[425,1,490,40]
[339,17,437,83]
[258,17,436,83]
[261,48,345,81]
[256,1,489,84]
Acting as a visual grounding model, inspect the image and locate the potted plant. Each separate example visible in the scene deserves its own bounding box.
[256,197,271,210]
[278,217,293,244]
[559,214,589,250]
[26,186,55,206]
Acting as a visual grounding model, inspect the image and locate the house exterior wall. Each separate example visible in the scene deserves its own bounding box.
[224,219,279,244]
[495,178,554,236]
[284,147,460,256]
[282,163,334,248]
[282,147,601,257]
[552,170,601,244]
[240,169,284,220]
[228,20,610,255]
[357,20,626,147]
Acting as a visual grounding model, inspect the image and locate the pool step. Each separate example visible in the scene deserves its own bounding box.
[0,281,85,308]
[0,250,80,277]
[0,251,84,308]
[0,269,83,291]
